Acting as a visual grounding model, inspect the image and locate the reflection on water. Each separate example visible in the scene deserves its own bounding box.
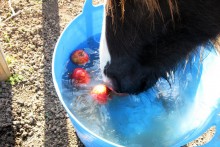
[61,37,220,147]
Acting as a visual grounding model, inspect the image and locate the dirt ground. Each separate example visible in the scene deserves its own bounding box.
[0,0,218,146]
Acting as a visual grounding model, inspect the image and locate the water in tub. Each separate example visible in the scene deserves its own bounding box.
[61,35,220,147]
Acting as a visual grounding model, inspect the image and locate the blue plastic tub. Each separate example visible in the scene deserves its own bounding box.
[52,0,220,146]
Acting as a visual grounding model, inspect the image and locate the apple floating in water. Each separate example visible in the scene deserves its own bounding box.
[71,49,89,65]
[71,68,90,85]
[91,84,110,104]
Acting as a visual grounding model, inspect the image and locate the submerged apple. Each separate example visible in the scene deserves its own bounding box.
[91,84,110,104]
[71,49,89,65]
[71,68,90,85]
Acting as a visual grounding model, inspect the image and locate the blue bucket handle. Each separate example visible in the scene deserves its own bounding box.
[83,0,94,11]
[82,0,103,42]
[83,0,102,11]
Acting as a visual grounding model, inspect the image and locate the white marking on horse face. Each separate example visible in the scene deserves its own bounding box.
[99,2,111,83]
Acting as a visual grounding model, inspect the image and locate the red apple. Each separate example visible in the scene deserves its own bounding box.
[71,68,90,85]
[91,84,110,104]
[71,49,89,65]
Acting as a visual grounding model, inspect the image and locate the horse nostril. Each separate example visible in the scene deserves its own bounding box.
[140,81,147,91]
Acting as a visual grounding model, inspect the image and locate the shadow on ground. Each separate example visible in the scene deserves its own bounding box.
[42,0,69,146]
[0,82,15,146]
[42,0,84,146]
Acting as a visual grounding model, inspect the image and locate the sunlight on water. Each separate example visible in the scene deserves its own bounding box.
[61,37,220,146]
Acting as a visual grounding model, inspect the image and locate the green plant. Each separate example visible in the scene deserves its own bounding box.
[5,55,15,65]
[7,74,24,85]
[3,33,10,43]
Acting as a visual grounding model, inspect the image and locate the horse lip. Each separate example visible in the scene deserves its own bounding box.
[104,82,128,96]
[110,88,128,96]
